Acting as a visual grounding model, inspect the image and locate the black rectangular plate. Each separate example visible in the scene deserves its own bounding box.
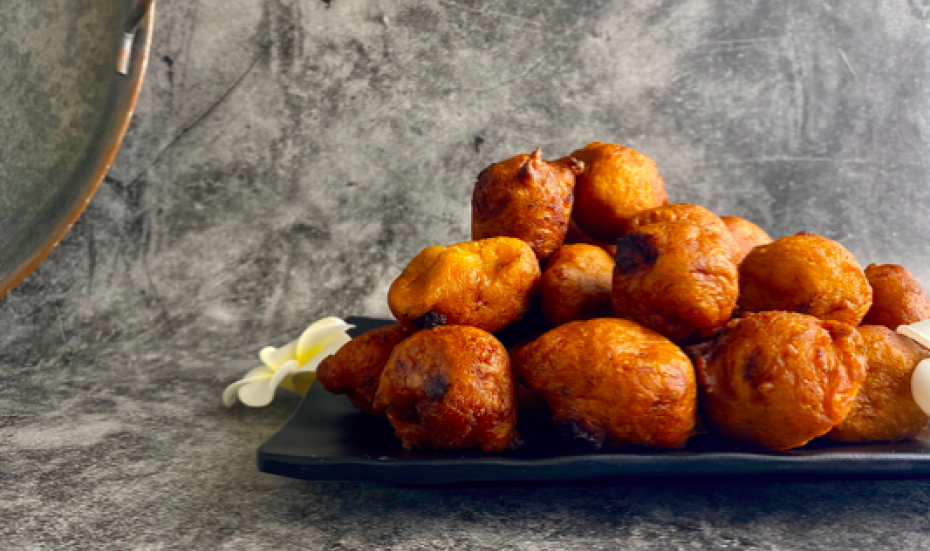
[257,317,930,485]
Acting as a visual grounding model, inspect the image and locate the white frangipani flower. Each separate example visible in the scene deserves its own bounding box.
[897,320,930,415]
[223,317,354,408]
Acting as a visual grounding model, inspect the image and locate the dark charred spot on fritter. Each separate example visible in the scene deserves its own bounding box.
[422,372,451,402]
[415,311,448,330]
[615,232,660,273]
[742,349,763,386]
[556,418,604,452]
[795,231,818,237]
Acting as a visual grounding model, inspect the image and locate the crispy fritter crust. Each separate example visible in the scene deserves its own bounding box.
[472,148,584,261]
[512,318,697,451]
[695,312,867,450]
[317,324,412,415]
[828,325,930,442]
[721,215,773,263]
[738,232,872,326]
[540,244,615,327]
[627,203,740,263]
[373,326,516,451]
[627,203,726,230]
[612,222,739,344]
[568,142,668,242]
[861,264,930,330]
[388,237,541,333]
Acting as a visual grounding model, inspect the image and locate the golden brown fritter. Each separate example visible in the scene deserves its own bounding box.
[738,232,872,326]
[512,318,696,451]
[627,203,740,262]
[540,244,615,327]
[472,148,584,261]
[564,218,617,257]
[373,326,516,451]
[828,325,930,442]
[721,215,773,263]
[317,324,412,415]
[862,264,930,330]
[388,237,541,333]
[612,222,739,344]
[695,312,867,450]
[568,142,668,243]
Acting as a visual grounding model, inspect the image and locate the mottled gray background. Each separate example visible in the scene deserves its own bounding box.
[4,0,930,549]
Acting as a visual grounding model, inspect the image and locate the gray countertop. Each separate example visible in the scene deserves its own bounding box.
[4,0,930,549]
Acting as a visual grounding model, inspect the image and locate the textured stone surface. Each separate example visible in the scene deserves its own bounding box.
[4,0,930,549]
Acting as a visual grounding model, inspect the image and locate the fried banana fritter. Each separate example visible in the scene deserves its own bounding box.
[388,237,540,333]
[373,326,516,451]
[317,324,412,415]
[861,264,930,330]
[720,215,773,263]
[472,148,584,261]
[568,142,668,243]
[540,244,614,327]
[612,222,739,344]
[828,325,930,442]
[513,318,697,451]
[695,312,867,450]
[738,232,872,326]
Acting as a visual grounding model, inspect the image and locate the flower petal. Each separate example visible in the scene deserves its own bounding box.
[914,359,930,415]
[244,365,274,380]
[898,320,930,350]
[222,374,270,407]
[295,318,354,364]
[269,359,301,391]
[260,342,297,370]
[293,333,353,374]
[295,330,350,366]
[237,379,279,408]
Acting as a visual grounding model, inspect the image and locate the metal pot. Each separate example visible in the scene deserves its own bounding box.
[0,0,155,298]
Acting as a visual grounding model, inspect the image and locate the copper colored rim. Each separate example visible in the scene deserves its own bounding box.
[0,4,156,300]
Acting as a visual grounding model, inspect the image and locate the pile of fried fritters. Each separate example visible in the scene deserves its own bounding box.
[317,143,930,453]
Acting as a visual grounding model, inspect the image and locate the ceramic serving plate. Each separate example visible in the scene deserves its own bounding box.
[257,317,930,485]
